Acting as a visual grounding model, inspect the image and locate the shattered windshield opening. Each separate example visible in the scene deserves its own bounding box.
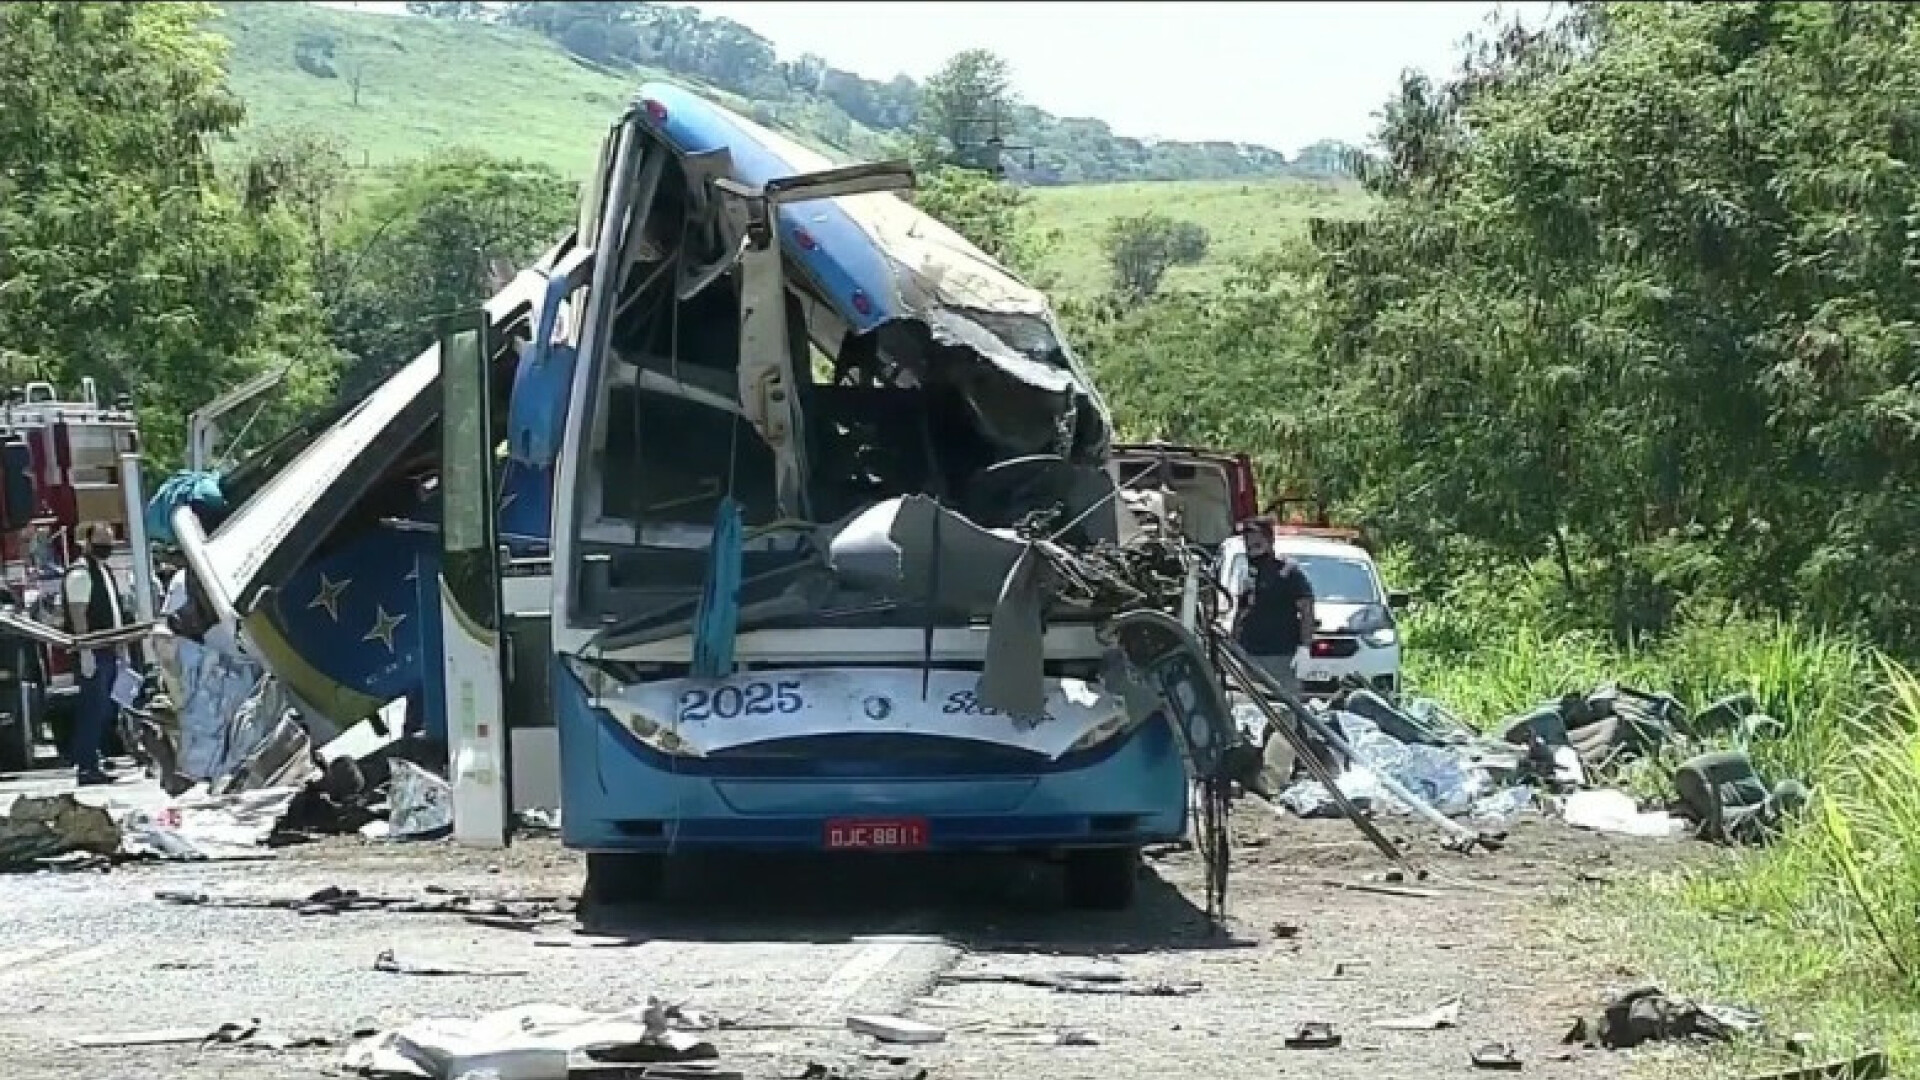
[572,128,1130,643]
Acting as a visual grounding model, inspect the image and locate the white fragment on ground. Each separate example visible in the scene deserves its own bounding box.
[1560,789,1688,838]
[119,787,301,860]
[341,1002,714,1080]
[1047,1029,1102,1046]
[388,760,453,838]
[846,1014,948,1044]
[1373,996,1462,1030]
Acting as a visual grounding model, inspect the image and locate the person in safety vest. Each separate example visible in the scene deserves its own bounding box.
[62,523,128,785]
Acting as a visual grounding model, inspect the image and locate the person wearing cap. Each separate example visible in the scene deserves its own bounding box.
[61,523,128,786]
[1233,517,1315,693]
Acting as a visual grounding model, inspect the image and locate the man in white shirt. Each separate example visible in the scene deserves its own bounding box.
[62,523,127,785]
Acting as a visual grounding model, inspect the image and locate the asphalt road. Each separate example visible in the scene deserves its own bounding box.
[0,770,1658,1080]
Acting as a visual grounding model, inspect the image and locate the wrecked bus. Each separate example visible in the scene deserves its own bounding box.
[165,85,1219,909]
[546,85,1186,909]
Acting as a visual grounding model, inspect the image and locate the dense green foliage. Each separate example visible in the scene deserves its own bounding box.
[0,3,578,466]
[1102,213,1213,300]
[321,149,576,397]
[14,0,1920,1059]
[1073,2,1920,652]
[0,1,338,464]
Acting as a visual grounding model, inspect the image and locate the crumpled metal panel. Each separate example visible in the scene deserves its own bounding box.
[197,261,554,618]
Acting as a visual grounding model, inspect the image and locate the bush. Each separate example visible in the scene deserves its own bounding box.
[1405,557,1920,1052]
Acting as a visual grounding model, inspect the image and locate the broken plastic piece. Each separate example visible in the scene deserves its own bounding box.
[846,1015,947,1044]
[1471,1042,1523,1070]
[1375,997,1462,1031]
[1285,1021,1341,1049]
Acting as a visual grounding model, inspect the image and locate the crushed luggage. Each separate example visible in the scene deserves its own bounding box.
[1238,675,1811,850]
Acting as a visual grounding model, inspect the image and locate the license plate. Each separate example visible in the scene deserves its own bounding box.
[1303,669,1333,683]
[824,818,928,851]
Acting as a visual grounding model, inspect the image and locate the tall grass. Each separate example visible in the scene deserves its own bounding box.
[1396,557,1920,1060]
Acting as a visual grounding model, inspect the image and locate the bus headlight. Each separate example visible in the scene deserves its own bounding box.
[565,656,705,758]
[597,699,704,757]
[1062,707,1144,756]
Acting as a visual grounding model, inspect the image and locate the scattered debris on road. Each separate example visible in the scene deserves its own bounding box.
[1374,996,1462,1030]
[74,1020,261,1048]
[845,1015,946,1045]
[1048,1029,1101,1046]
[1470,1041,1523,1070]
[1564,984,1762,1050]
[1238,676,1812,859]
[155,882,568,920]
[372,948,528,977]
[342,1000,724,1080]
[0,792,120,865]
[1284,1021,1342,1049]
[936,970,1201,996]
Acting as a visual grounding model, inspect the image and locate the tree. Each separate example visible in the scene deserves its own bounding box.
[345,54,368,107]
[1065,246,1326,490]
[0,1,338,466]
[1301,2,1920,645]
[326,151,576,397]
[1102,213,1211,299]
[918,49,1018,172]
[242,129,356,270]
[406,1,488,17]
[909,167,1056,281]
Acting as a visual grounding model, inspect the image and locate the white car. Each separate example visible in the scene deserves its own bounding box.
[1215,532,1405,698]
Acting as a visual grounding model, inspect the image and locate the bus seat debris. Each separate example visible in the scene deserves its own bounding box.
[341,1000,723,1080]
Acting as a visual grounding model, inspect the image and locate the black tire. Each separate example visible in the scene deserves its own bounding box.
[0,707,32,773]
[584,852,668,908]
[1064,847,1140,911]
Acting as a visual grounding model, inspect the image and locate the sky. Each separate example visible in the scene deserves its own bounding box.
[314,1,1558,152]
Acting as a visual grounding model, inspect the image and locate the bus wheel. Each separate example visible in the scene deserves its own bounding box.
[585,852,667,907]
[1064,847,1139,911]
[0,712,32,773]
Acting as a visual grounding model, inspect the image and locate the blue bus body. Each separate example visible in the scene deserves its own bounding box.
[163,81,1195,904]
[553,665,1190,853]
[546,85,1189,905]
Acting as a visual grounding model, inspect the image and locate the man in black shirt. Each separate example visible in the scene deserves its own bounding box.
[1232,518,1316,693]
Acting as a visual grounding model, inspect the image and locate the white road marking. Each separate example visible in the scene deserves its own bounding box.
[0,939,114,987]
[808,938,910,1016]
[0,938,74,972]
[805,914,944,1017]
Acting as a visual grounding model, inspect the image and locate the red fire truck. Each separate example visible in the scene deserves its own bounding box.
[0,378,150,772]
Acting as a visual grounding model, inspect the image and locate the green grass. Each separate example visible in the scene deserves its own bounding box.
[210,5,1370,301]
[1027,177,1371,298]
[1400,560,1920,1075]
[210,2,891,178]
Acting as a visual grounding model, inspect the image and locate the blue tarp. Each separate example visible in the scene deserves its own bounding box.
[146,471,227,547]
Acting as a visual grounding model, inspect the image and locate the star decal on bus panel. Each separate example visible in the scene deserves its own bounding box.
[362,604,408,654]
[307,573,350,622]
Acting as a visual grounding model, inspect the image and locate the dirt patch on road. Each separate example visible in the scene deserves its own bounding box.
[0,805,1708,1080]
[902,808,1703,1080]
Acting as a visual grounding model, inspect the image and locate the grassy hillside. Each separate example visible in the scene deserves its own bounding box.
[211,3,1371,301]
[1029,178,1371,298]
[212,2,891,177]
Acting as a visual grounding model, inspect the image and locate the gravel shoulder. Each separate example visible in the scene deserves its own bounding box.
[0,802,1684,1080]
